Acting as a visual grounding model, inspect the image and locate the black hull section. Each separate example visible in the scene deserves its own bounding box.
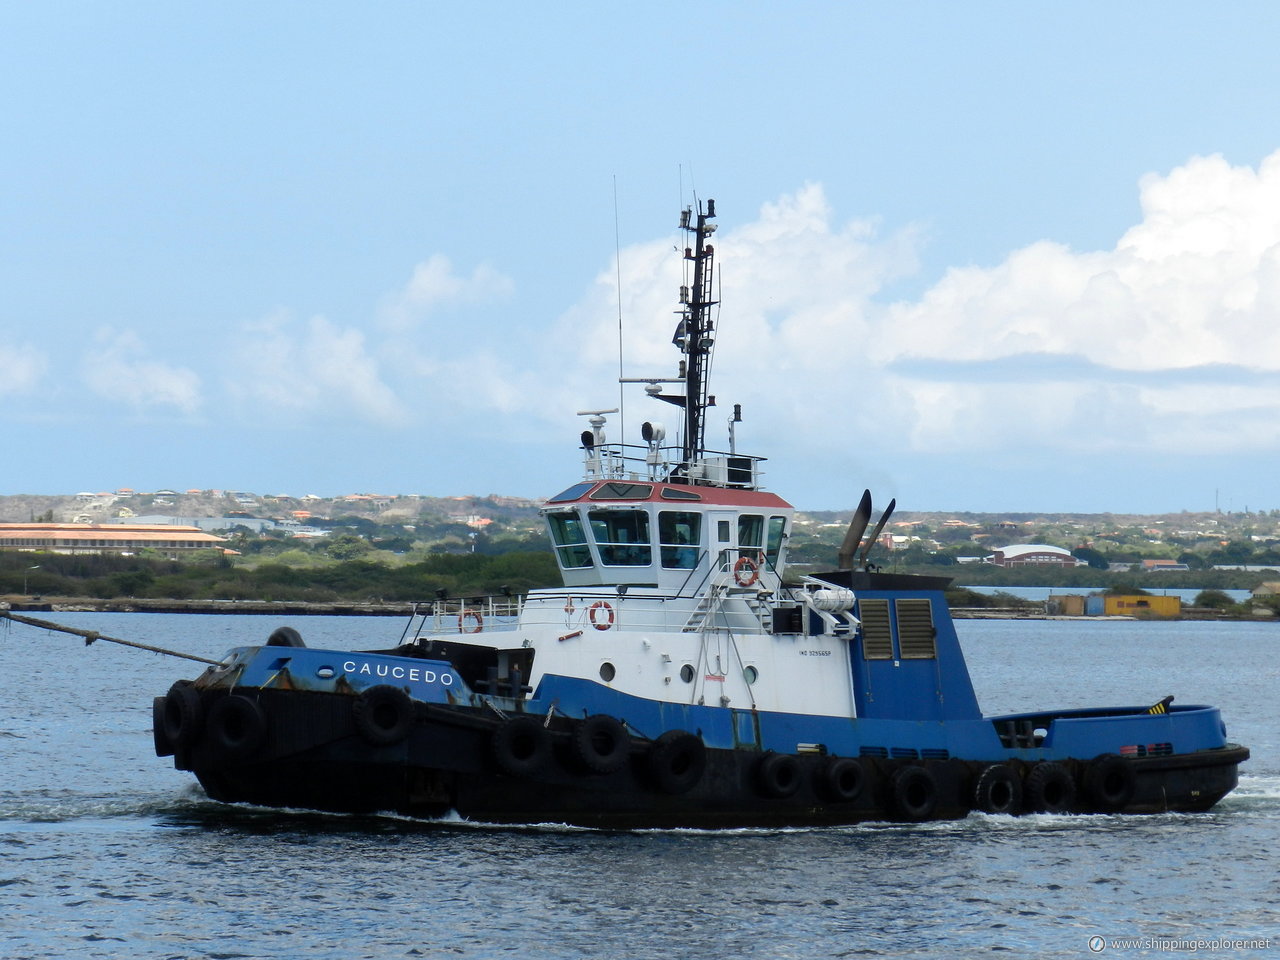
[159,687,1248,830]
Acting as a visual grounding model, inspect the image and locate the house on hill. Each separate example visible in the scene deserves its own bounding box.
[0,523,225,559]
[988,544,1079,568]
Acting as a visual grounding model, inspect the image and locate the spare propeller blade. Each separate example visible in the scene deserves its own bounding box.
[837,489,873,569]
[857,498,896,568]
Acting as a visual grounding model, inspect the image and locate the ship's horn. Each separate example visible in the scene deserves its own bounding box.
[837,489,873,570]
[857,498,896,568]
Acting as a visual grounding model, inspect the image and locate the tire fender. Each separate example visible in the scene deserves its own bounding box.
[647,731,706,795]
[572,714,629,775]
[205,695,268,761]
[353,684,415,746]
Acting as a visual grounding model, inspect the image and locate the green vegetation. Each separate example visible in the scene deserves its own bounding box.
[3,492,1280,604]
[0,549,559,602]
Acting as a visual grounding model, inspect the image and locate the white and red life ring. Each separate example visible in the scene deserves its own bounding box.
[458,609,484,634]
[733,556,760,587]
[588,600,615,631]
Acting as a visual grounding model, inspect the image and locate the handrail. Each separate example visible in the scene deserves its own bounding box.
[581,441,766,488]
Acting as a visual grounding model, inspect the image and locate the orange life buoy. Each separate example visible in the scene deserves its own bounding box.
[733,555,760,587]
[588,600,615,631]
[458,609,484,633]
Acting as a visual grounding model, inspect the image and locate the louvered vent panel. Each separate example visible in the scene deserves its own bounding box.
[859,599,893,659]
[895,598,937,659]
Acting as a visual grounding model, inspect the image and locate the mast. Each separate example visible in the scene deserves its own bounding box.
[677,199,718,463]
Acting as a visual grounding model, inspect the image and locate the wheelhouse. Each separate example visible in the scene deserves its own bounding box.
[541,478,794,593]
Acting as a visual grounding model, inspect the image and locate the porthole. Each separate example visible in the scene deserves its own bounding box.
[679,664,695,683]
[599,661,616,682]
[743,665,758,685]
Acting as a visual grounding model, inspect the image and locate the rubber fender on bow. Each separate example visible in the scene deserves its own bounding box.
[889,764,938,821]
[352,684,415,746]
[1024,761,1077,813]
[205,695,268,761]
[267,626,305,647]
[492,715,552,777]
[161,680,204,749]
[647,731,706,795]
[1084,754,1136,812]
[822,757,866,803]
[572,714,630,775]
[973,763,1022,815]
[152,696,174,757]
[755,752,802,799]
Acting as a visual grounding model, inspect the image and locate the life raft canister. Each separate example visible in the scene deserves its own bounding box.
[733,555,760,587]
[588,600,614,630]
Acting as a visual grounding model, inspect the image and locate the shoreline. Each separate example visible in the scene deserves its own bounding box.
[2,596,1273,622]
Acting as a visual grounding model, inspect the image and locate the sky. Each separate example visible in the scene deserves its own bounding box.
[3,2,1280,514]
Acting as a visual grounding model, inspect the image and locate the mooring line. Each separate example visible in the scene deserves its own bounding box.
[0,610,222,665]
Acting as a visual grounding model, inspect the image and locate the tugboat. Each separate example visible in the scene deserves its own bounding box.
[154,199,1249,827]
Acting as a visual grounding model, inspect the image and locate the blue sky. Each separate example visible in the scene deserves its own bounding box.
[3,2,1280,513]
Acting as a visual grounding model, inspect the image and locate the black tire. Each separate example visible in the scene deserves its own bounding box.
[755,752,801,799]
[352,685,415,746]
[1085,754,1136,812]
[823,757,865,803]
[161,680,203,749]
[1025,761,1077,813]
[152,696,174,757]
[889,765,938,820]
[647,731,706,795]
[492,716,552,777]
[572,714,629,774]
[267,626,305,647]
[973,763,1022,815]
[205,695,268,761]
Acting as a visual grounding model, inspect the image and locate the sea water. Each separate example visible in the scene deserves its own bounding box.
[1,613,1276,959]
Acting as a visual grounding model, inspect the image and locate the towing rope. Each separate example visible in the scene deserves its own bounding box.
[0,610,222,665]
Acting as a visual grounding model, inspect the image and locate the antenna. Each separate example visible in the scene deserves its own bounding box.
[614,176,626,446]
[677,197,718,463]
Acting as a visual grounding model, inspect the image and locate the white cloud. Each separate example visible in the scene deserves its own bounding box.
[487,153,1280,467]
[81,329,201,413]
[229,312,407,425]
[380,254,514,330]
[878,150,1280,453]
[0,339,46,395]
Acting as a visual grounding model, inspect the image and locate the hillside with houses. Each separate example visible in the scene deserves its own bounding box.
[2,489,1279,574]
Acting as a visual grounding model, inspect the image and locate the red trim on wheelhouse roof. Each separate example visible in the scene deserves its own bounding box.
[548,480,792,510]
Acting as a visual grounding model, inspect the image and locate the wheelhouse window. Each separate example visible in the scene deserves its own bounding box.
[659,511,701,569]
[738,514,764,555]
[766,515,787,566]
[587,509,652,566]
[589,482,653,500]
[547,511,593,568]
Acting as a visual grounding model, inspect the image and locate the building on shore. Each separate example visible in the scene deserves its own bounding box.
[0,523,225,559]
[987,544,1080,568]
